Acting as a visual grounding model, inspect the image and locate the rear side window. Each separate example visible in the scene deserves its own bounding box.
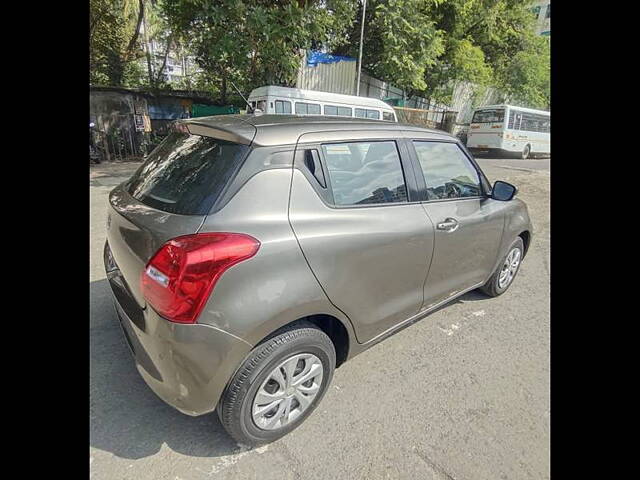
[321,141,407,206]
[413,142,481,200]
[383,111,395,121]
[127,132,249,215]
[295,102,321,115]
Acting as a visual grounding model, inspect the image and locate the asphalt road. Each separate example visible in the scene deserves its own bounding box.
[90,157,550,480]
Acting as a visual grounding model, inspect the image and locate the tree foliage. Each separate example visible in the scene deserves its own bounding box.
[334,0,444,92]
[162,0,357,101]
[90,0,147,86]
[91,0,549,110]
[495,33,550,109]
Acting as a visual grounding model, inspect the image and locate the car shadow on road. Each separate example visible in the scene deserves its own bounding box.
[90,279,241,460]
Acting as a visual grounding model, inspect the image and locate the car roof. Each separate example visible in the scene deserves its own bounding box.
[183,114,455,147]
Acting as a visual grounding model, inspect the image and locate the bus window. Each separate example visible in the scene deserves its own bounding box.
[472,109,505,123]
[508,111,523,130]
[324,105,352,117]
[355,108,380,119]
[275,100,291,114]
[295,102,321,115]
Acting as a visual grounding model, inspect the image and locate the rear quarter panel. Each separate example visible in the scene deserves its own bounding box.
[195,168,358,350]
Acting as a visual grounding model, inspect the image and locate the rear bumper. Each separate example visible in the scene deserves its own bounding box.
[105,244,252,416]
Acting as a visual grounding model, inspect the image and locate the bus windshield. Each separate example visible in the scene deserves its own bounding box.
[472,109,505,123]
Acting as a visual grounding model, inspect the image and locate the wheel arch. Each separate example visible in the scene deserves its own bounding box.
[519,230,531,257]
[251,313,352,368]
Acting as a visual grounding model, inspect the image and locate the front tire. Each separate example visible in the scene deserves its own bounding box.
[522,144,531,159]
[218,322,336,445]
[480,237,524,297]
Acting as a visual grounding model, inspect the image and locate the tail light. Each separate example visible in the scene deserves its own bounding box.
[141,233,260,324]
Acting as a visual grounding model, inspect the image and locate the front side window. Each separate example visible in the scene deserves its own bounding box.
[275,100,291,114]
[413,141,482,200]
[545,4,550,18]
[472,109,505,123]
[321,141,408,206]
[295,102,321,115]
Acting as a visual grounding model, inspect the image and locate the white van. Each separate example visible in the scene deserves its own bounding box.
[246,85,398,122]
[466,105,550,159]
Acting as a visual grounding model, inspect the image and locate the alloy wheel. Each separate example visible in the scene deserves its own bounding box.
[498,247,522,289]
[252,353,324,430]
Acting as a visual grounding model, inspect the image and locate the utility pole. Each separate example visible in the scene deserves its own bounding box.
[356,0,367,96]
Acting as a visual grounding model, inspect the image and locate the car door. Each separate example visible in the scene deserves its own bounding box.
[288,131,435,344]
[407,139,505,310]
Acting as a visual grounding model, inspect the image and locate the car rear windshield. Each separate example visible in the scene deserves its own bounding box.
[126,132,250,215]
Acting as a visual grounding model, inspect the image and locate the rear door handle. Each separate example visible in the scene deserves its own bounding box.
[436,218,459,232]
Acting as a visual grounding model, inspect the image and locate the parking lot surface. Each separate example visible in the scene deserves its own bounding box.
[90,157,550,480]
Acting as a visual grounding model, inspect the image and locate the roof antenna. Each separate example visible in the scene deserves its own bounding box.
[230,81,259,114]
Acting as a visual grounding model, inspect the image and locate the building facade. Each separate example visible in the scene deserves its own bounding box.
[532,1,551,36]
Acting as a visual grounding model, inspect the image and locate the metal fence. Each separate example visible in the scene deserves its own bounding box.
[91,113,151,162]
[394,107,457,133]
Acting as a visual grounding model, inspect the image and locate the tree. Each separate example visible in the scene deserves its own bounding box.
[336,0,548,108]
[495,33,550,109]
[335,0,444,94]
[90,0,146,86]
[161,0,357,101]
[421,0,541,104]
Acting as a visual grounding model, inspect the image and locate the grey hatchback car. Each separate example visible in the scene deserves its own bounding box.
[104,114,532,444]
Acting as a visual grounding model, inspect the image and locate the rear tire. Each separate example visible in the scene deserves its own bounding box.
[522,144,531,159]
[218,322,335,445]
[480,237,524,297]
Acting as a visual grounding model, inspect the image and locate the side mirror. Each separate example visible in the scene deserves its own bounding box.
[491,181,517,201]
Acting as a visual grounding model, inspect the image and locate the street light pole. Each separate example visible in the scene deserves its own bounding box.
[356,0,367,96]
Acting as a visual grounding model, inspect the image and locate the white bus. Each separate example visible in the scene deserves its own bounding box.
[246,85,398,122]
[466,105,550,159]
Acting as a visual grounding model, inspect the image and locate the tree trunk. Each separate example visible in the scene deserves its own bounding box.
[155,33,173,84]
[124,0,145,61]
[221,74,227,104]
[142,1,154,86]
